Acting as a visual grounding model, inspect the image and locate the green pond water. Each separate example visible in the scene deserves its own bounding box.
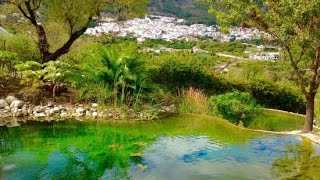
[1,114,320,180]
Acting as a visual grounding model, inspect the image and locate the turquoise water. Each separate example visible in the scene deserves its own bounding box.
[1,115,320,179]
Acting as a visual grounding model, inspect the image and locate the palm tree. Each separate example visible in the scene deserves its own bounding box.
[66,46,154,106]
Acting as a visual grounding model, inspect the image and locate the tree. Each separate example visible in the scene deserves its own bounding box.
[199,0,320,132]
[2,0,149,63]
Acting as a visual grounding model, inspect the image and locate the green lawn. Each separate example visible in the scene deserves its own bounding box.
[248,109,305,131]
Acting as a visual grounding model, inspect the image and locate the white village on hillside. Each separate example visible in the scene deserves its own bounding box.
[85,15,279,61]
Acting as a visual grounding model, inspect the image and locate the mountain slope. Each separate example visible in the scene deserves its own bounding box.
[148,0,216,25]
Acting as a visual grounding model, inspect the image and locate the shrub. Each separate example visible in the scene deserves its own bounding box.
[152,60,222,93]
[0,51,20,81]
[209,91,261,126]
[0,34,40,62]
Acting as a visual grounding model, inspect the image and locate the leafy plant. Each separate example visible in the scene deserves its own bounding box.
[16,60,68,98]
[0,51,20,82]
[209,91,261,126]
[65,45,156,106]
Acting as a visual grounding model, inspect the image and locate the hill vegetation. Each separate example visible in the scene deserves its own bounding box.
[148,0,216,25]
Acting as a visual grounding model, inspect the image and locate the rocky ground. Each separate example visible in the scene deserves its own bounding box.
[0,95,177,127]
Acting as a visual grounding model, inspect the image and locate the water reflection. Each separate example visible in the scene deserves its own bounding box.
[272,138,320,179]
[129,135,315,180]
[0,115,319,179]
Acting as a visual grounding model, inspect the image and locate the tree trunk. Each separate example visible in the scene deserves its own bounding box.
[43,25,89,63]
[36,25,51,63]
[302,93,315,133]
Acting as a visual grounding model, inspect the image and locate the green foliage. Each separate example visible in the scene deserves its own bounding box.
[142,39,196,49]
[209,91,261,126]
[151,60,218,92]
[0,50,20,84]
[196,40,246,56]
[105,0,150,20]
[0,34,40,62]
[201,0,320,131]
[221,60,306,113]
[64,44,156,106]
[148,0,216,25]
[15,60,68,96]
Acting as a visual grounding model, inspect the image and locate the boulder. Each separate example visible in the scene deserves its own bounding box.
[53,107,60,113]
[5,96,17,105]
[22,109,29,117]
[76,107,85,114]
[0,99,8,109]
[92,112,98,119]
[14,112,23,117]
[10,100,24,109]
[35,113,46,118]
[48,109,55,116]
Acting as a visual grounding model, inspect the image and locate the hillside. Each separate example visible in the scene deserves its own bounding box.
[148,0,216,25]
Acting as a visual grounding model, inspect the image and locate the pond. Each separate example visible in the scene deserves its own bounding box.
[1,114,320,180]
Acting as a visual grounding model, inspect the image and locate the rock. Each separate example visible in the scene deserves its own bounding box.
[48,109,55,116]
[47,103,54,108]
[85,111,91,116]
[35,113,46,118]
[10,100,24,109]
[53,107,60,113]
[4,106,10,110]
[14,112,23,117]
[22,109,28,116]
[60,112,68,117]
[92,103,98,108]
[98,113,104,118]
[5,96,17,105]
[76,107,85,114]
[28,108,33,115]
[92,112,98,119]
[0,99,8,109]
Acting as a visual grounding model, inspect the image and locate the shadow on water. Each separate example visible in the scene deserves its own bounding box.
[0,114,319,179]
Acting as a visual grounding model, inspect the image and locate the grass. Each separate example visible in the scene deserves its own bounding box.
[178,88,212,115]
[248,109,305,131]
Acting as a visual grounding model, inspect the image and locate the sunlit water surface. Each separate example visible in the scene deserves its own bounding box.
[1,116,320,180]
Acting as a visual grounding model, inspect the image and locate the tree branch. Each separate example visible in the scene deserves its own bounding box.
[24,0,38,25]
[285,45,308,95]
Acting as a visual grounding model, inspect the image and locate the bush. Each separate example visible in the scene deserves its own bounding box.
[219,77,306,114]
[0,34,40,62]
[152,60,223,93]
[209,91,261,126]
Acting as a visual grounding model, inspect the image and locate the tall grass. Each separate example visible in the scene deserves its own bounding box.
[178,87,213,115]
